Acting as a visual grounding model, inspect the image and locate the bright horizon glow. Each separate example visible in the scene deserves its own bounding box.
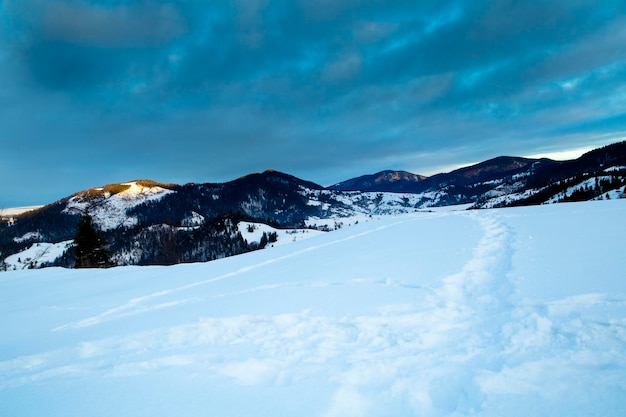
[418,139,624,177]
[525,146,595,161]
[525,135,625,162]
[1,206,44,216]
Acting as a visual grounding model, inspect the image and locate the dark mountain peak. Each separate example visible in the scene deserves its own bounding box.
[232,169,323,190]
[329,170,426,192]
[449,156,538,179]
[331,156,553,195]
[372,170,428,182]
[578,141,626,165]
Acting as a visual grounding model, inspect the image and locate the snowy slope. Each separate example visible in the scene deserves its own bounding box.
[1,200,625,417]
[3,241,72,270]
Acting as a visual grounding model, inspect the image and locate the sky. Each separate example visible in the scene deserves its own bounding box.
[1,0,626,207]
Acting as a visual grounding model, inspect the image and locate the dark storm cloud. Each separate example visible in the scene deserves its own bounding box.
[4,0,186,92]
[2,0,626,206]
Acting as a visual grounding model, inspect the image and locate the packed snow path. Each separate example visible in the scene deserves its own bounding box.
[1,201,625,416]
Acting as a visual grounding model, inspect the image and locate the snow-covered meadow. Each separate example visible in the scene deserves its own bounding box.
[1,200,625,416]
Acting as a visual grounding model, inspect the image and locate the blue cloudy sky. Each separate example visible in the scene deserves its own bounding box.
[1,0,626,206]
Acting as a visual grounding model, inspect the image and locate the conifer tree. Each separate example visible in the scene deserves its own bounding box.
[259,232,268,249]
[74,212,113,268]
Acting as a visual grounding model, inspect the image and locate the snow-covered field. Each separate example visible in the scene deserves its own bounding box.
[1,200,625,417]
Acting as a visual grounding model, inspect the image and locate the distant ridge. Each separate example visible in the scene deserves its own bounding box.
[329,170,427,193]
[332,157,543,194]
[1,142,625,270]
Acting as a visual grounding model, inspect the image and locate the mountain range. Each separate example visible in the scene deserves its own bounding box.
[2,141,625,270]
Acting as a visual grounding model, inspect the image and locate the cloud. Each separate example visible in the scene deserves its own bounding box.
[10,0,187,47]
[1,0,626,205]
[3,0,186,93]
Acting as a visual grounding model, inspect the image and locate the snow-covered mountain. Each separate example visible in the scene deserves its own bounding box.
[0,172,435,270]
[333,142,626,208]
[2,200,625,416]
[63,181,176,231]
[1,142,625,270]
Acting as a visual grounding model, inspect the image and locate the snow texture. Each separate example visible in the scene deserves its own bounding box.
[1,200,625,416]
